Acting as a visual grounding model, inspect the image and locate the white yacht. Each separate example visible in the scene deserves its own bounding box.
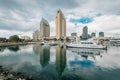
[109,39,120,46]
[66,40,107,49]
[40,41,58,46]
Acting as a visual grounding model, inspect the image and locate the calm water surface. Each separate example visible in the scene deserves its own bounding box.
[0,44,120,80]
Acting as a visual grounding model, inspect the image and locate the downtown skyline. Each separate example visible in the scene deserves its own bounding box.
[0,0,120,38]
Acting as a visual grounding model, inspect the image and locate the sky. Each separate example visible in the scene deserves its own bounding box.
[0,0,120,38]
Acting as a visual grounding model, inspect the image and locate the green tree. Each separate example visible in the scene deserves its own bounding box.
[53,38,57,41]
[59,37,64,42]
[9,35,20,42]
[66,37,70,42]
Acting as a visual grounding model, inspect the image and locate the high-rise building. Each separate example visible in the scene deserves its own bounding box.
[82,26,88,40]
[91,32,96,37]
[56,8,66,39]
[40,18,50,38]
[33,30,41,41]
[99,32,104,37]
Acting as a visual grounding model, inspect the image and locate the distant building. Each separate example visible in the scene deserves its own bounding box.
[71,32,77,37]
[33,30,41,41]
[88,34,91,38]
[0,37,7,42]
[70,33,77,42]
[21,35,30,41]
[56,8,66,39]
[40,18,50,38]
[91,32,96,37]
[82,26,88,40]
[99,32,104,37]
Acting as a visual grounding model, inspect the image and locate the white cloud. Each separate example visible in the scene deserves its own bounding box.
[0,29,33,38]
[87,15,120,36]
[0,0,120,38]
[50,21,55,36]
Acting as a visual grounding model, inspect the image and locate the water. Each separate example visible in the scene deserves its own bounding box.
[0,44,120,80]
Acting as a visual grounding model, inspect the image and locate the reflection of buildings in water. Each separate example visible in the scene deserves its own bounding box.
[56,45,66,77]
[78,52,97,60]
[33,44,42,55]
[33,44,50,67]
[40,46,50,67]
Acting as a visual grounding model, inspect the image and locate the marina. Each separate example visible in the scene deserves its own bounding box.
[0,0,120,80]
[66,40,107,49]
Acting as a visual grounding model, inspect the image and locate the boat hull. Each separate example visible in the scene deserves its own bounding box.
[66,45,106,50]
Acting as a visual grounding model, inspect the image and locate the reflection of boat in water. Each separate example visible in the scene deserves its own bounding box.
[67,48,102,55]
[66,40,107,49]
[68,48,103,68]
[67,48,103,60]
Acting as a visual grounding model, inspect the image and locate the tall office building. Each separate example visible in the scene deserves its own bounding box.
[55,8,66,39]
[99,32,104,37]
[82,26,88,40]
[40,18,50,38]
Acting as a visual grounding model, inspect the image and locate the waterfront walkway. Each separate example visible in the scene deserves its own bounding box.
[0,42,29,47]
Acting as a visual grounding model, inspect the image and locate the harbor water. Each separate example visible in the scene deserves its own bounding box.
[0,44,120,80]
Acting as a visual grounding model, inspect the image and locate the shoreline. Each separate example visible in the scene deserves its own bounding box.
[0,41,67,47]
[0,42,36,47]
[0,65,32,80]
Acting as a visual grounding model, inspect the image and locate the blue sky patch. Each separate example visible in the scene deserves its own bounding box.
[96,13,102,17]
[69,60,94,67]
[70,17,93,24]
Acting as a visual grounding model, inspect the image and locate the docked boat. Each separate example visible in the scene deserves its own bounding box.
[109,39,120,46]
[49,41,58,46]
[40,41,58,46]
[40,41,49,45]
[66,40,107,49]
[67,48,102,54]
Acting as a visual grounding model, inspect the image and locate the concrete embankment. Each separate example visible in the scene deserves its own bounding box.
[0,42,34,47]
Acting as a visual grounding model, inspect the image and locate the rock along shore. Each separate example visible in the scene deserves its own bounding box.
[0,65,33,80]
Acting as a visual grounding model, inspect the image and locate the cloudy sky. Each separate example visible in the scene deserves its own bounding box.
[0,0,120,38]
